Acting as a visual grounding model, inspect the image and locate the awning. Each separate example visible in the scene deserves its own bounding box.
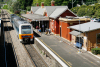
[69,30,83,37]
[21,14,49,21]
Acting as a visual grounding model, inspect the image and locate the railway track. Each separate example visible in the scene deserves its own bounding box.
[23,43,48,67]
[2,10,18,67]
[4,9,48,67]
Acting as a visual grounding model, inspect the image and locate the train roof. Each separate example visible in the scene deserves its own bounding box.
[13,17,30,24]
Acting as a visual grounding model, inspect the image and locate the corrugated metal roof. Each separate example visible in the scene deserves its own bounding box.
[21,14,49,21]
[32,6,68,17]
[49,8,67,19]
[45,6,68,17]
[69,22,100,32]
[31,7,40,13]
[34,7,46,15]
[31,6,76,19]
[69,30,83,37]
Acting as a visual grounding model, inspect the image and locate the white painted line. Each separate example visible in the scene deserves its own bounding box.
[88,51,100,59]
[35,37,68,67]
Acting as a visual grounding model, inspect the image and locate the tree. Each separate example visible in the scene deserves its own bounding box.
[85,6,95,17]
[77,8,86,17]
[12,1,20,13]
[95,9,100,18]
[71,7,80,14]
[18,0,33,10]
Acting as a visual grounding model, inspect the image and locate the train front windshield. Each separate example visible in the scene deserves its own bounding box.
[21,25,31,34]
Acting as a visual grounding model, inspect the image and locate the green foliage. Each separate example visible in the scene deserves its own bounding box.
[71,2,100,18]
[2,5,8,9]
[12,1,20,13]
[80,5,87,8]
[71,7,80,14]
[18,0,33,10]
[61,1,69,6]
[85,6,95,17]
[91,48,100,55]
[26,6,31,11]
[77,8,86,17]
[95,9,100,18]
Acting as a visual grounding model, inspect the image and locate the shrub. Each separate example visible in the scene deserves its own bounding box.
[91,48,100,55]
[3,5,8,9]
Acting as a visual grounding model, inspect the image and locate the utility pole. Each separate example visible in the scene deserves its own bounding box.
[82,0,83,5]
[72,0,73,8]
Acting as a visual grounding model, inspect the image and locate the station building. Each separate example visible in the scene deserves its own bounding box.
[59,17,90,41]
[68,22,100,51]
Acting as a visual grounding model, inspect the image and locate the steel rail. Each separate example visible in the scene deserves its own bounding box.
[23,42,48,67]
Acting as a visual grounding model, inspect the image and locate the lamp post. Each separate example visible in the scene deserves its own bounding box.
[60,21,62,42]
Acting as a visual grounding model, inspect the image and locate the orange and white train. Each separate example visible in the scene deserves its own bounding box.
[10,14,33,43]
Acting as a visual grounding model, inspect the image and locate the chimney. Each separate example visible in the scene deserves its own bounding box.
[36,3,39,6]
[51,0,55,6]
[41,2,44,8]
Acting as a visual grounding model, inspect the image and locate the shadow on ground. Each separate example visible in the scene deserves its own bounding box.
[4,26,14,31]
[33,31,41,37]
[6,42,17,67]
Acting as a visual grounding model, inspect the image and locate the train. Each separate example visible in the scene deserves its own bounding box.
[10,14,33,43]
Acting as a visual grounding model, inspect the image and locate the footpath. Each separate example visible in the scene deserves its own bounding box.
[34,28,100,67]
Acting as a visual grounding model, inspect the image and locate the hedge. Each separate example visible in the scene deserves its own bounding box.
[91,48,100,55]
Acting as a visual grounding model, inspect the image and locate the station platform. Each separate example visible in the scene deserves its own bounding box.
[33,28,100,67]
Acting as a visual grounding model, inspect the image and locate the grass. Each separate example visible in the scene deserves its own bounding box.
[5,9,14,14]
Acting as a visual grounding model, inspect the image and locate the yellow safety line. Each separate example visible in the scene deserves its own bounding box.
[38,38,72,67]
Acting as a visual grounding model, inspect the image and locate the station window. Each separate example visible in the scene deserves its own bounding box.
[97,33,100,44]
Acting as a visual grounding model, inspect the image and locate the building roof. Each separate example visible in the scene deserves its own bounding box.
[68,22,100,32]
[30,6,77,19]
[31,6,74,19]
[49,8,67,19]
[45,6,68,17]
[69,30,83,37]
[34,7,46,15]
[31,7,40,13]
[21,14,49,21]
